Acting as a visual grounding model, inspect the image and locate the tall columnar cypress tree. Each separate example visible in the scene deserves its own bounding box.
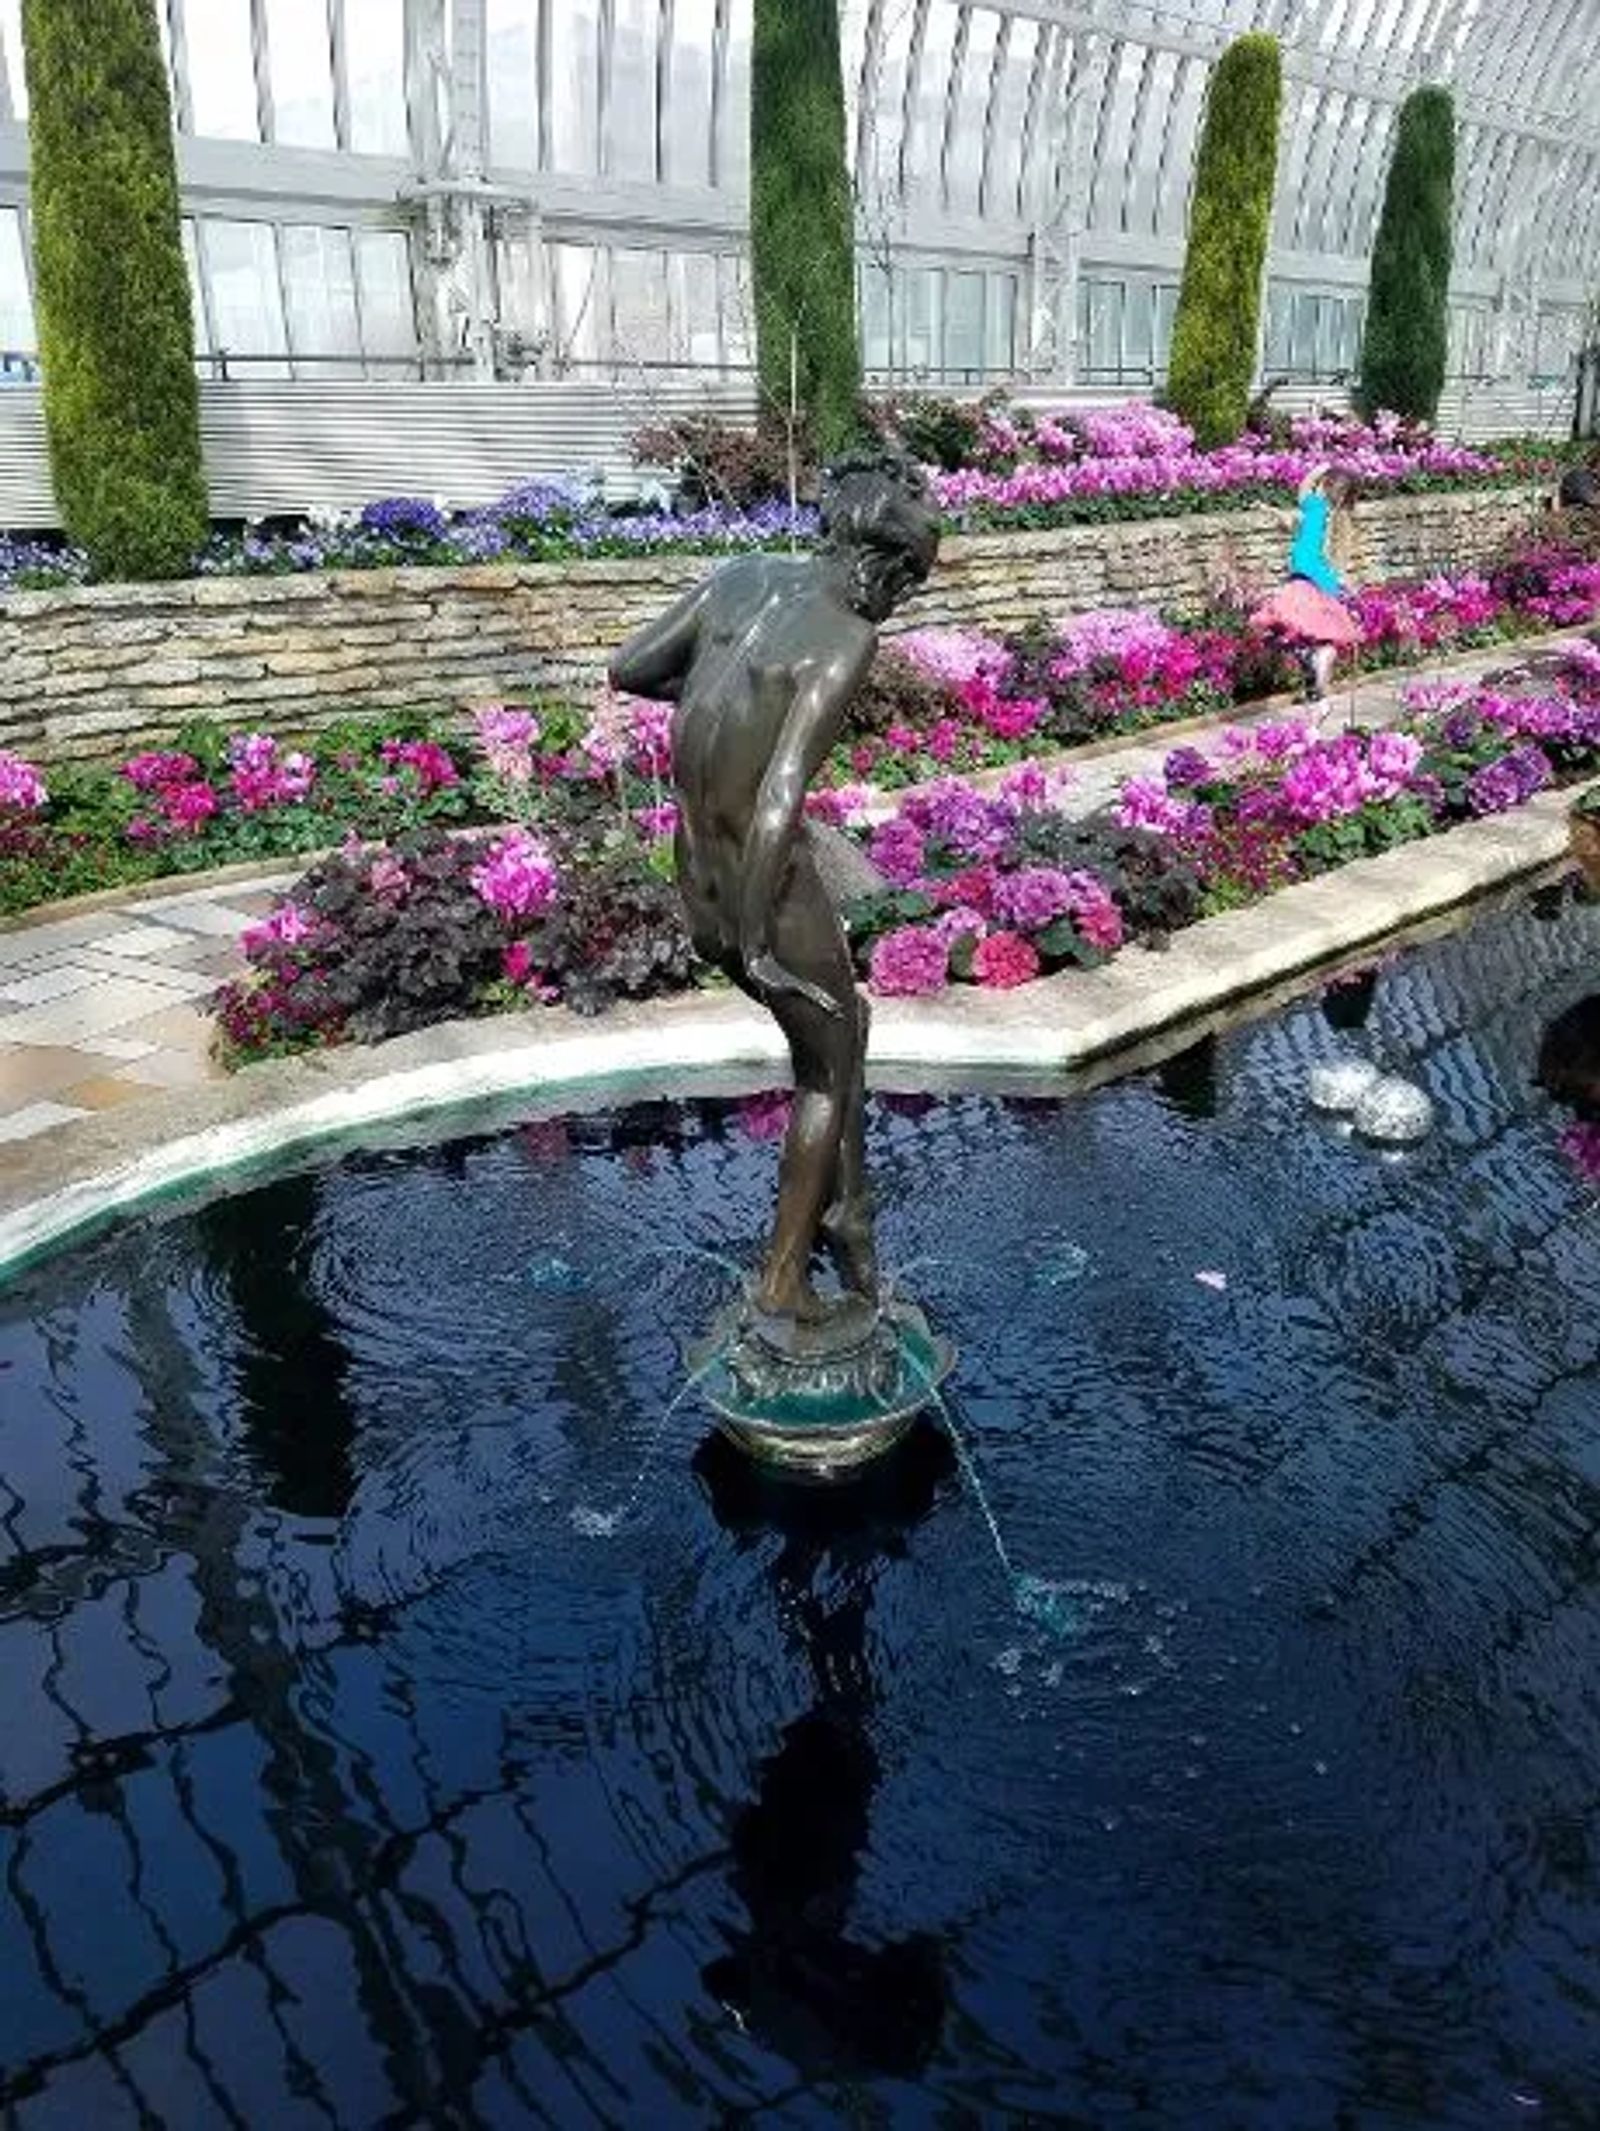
[750,0,862,458]
[22,0,208,578]
[1165,33,1283,450]
[1357,87,1455,425]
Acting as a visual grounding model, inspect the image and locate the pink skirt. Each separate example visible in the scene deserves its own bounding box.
[1250,578,1363,649]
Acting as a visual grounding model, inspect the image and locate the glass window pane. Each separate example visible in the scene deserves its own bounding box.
[487,0,539,169]
[344,0,406,155]
[1154,283,1178,375]
[1,0,26,121]
[0,206,35,355]
[983,18,1037,222]
[985,273,1016,375]
[611,249,669,363]
[860,262,892,374]
[665,0,718,187]
[280,225,360,373]
[944,10,998,217]
[180,219,209,355]
[354,230,416,364]
[905,0,956,204]
[186,0,261,141]
[901,267,941,378]
[719,0,752,193]
[607,0,658,181]
[553,0,601,174]
[267,0,335,148]
[1121,282,1155,379]
[553,243,604,366]
[202,219,289,373]
[1085,280,1122,379]
[718,252,753,367]
[944,270,984,380]
[675,250,720,366]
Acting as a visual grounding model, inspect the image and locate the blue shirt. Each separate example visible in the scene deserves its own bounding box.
[1289,493,1342,594]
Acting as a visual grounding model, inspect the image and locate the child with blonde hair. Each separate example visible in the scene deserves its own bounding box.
[1250,466,1363,707]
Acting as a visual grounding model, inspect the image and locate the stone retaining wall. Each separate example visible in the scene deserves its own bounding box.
[1,486,1543,761]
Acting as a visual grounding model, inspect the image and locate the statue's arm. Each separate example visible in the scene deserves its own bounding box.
[739,646,872,1015]
[608,577,711,699]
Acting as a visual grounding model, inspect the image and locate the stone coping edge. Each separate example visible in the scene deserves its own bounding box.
[0,779,1587,1281]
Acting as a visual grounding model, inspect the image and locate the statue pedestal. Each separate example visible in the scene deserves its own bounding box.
[690,1291,955,1482]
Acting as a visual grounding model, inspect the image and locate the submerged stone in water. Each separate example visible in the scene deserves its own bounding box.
[1354,1075,1435,1145]
[1307,1057,1383,1113]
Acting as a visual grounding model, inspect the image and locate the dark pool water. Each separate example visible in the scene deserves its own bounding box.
[3,888,1600,2128]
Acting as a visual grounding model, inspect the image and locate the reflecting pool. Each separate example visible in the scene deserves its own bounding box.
[2,886,1598,2125]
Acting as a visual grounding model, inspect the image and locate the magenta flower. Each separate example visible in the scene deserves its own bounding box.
[123,750,200,793]
[470,828,559,919]
[868,924,950,997]
[380,739,458,795]
[164,781,221,834]
[0,750,46,813]
[240,902,316,957]
[633,802,679,842]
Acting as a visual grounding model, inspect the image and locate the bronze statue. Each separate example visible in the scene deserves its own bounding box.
[609,454,939,1331]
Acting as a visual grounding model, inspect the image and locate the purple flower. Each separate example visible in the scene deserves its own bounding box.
[868,815,928,888]
[360,496,450,542]
[868,924,950,997]
[991,865,1080,931]
[1163,746,1215,788]
[1466,745,1552,815]
[900,778,1013,860]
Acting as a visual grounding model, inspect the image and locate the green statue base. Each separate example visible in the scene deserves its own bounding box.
[690,1292,955,1482]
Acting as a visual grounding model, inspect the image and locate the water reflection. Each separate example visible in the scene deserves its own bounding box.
[1537,993,1600,1117]
[197,1178,358,1520]
[694,1426,954,2080]
[1155,1034,1220,1120]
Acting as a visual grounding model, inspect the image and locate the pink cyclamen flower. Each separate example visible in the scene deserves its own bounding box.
[971,931,1041,989]
[470,828,559,920]
[475,704,540,781]
[0,750,46,812]
[164,781,221,834]
[240,902,316,957]
[868,924,950,997]
[633,802,679,841]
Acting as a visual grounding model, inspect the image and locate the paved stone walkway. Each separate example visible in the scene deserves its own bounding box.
[0,637,1572,1156]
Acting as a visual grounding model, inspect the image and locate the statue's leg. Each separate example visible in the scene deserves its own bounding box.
[820,990,876,1297]
[755,857,866,1322]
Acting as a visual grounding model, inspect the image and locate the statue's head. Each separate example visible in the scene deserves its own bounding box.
[818,452,940,622]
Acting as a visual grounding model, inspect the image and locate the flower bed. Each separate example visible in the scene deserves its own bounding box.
[828,548,1600,790]
[5,543,1598,924]
[928,404,1515,529]
[200,635,1600,1065]
[0,402,1561,595]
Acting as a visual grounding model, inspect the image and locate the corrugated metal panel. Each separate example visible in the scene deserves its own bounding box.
[0,372,1573,533]
[0,376,761,530]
